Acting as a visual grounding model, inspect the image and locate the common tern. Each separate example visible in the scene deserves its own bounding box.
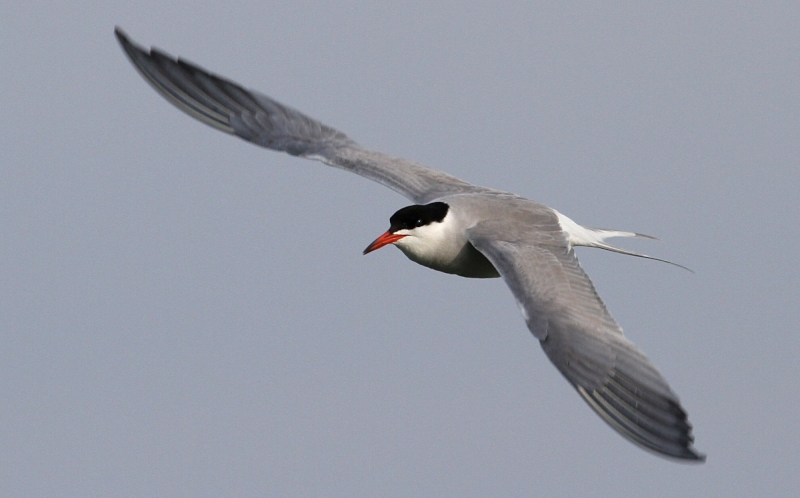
[115,27,705,461]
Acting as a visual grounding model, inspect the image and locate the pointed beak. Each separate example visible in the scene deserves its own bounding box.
[363,231,406,255]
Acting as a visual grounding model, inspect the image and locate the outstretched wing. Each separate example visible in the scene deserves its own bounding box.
[115,28,493,204]
[468,218,705,461]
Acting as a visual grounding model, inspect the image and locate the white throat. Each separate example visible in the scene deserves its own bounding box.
[392,211,499,278]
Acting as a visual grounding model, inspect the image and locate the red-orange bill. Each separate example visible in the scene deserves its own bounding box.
[363,231,406,254]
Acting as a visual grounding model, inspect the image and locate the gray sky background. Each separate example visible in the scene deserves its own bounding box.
[2,2,798,496]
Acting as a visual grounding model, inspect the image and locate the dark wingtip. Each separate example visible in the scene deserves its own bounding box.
[114,26,127,43]
[576,375,706,463]
[671,440,706,463]
[113,26,141,57]
[677,448,707,463]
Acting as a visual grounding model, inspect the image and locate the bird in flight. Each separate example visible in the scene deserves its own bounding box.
[115,27,704,461]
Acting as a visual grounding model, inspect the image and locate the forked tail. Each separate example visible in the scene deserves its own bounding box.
[554,211,693,273]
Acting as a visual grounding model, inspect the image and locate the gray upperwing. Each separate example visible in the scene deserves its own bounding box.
[467,223,705,461]
[115,28,489,204]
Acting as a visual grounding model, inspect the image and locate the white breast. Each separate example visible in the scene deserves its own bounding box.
[392,210,500,279]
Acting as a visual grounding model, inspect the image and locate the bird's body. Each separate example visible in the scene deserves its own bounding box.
[115,28,704,461]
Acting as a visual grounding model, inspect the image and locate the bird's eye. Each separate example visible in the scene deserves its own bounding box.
[416,219,423,227]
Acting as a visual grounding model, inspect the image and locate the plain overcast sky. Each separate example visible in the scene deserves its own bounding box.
[2,1,798,496]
